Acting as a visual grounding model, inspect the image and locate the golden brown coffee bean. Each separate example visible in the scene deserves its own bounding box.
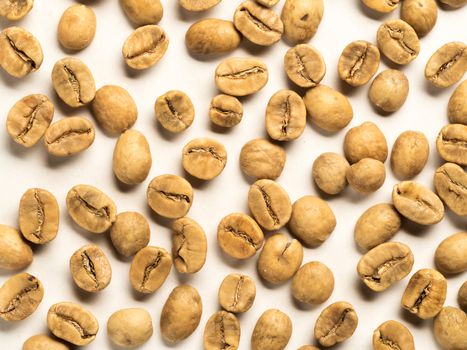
[110,212,150,257]
[372,320,415,350]
[209,94,243,128]
[182,138,227,180]
[218,273,256,313]
[391,131,429,180]
[22,334,69,350]
[433,307,467,350]
[154,90,195,133]
[203,311,240,350]
[362,0,400,13]
[435,232,467,274]
[0,0,33,21]
[346,158,386,194]
[57,5,96,51]
[281,0,323,44]
[0,225,33,270]
[107,308,153,347]
[400,0,437,37]
[240,139,286,180]
[292,261,334,305]
[344,121,388,163]
[436,124,467,166]
[312,152,349,195]
[314,302,358,347]
[186,19,241,55]
[121,0,163,26]
[338,41,380,87]
[284,44,326,88]
[172,217,207,274]
[179,0,221,11]
[369,70,409,113]
[251,309,292,350]
[448,80,467,125]
[425,42,467,88]
[434,163,467,216]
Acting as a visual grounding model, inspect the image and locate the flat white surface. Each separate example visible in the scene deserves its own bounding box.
[0,1,466,349]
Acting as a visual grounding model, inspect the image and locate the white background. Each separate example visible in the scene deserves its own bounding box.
[0,0,466,349]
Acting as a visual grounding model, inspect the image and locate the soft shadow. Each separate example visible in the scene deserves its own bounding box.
[445,210,467,230]
[145,205,174,229]
[346,189,371,204]
[129,283,160,302]
[436,2,461,11]
[6,137,31,158]
[122,60,150,79]
[44,153,82,169]
[401,219,434,236]
[380,54,403,70]
[209,122,237,134]
[187,48,237,63]
[337,78,360,97]
[424,80,446,97]
[0,69,25,87]
[175,272,194,285]
[240,39,275,57]
[183,170,213,190]
[398,308,427,328]
[0,319,23,332]
[369,98,396,117]
[48,87,86,117]
[354,277,379,301]
[309,121,341,138]
[284,76,308,97]
[64,213,109,243]
[176,3,216,22]
[70,277,102,303]
[155,121,181,142]
[292,294,319,311]
[215,241,250,269]
[112,174,140,193]
[356,0,392,20]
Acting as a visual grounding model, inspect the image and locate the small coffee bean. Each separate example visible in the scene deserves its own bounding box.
[160,285,202,343]
[6,94,54,148]
[312,152,349,195]
[372,320,415,350]
[130,246,172,293]
[436,124,467,166]
[257,233,303,284]
[434,163,467,216]
[66,184,117,233]
[0,26,43,78]
[338,41,380,86]
[58,5,96,51]
[107,308,153,347]
[346,158,386,194]
[355,203,401,251]
[303,85,353,132]
[448,80,467,125]
[179,0,221,11]
[369,70,409,113]
[439,0,466,7]
[391,131,429,179]
[92,85,137,135]
[251,309,292,350]
[425,42,467,88]
[459,281,467,312]
[47,302,99,346]
[0,273,43,321]
[433,307,467,350]
[377,19,420,65]
[314,302,358,347]
[265,89,306,141]
[362,0,400,13]
[44,117,95,157]
[19,188,59,244]
[344,121,388,163]
[217,213,264,260]
[172,217,207,274]
[0,225,32,270]
[110,212,150,257]
[203,311,240,350]
[284,44,326,88]
[121,0,163,26]
[292,261,334,305]
[186,19,241,55]
[435,232,467,274]
[155,90,194,133]
[289,195,336,247]
[401,268,447,319]
[401,0,437,37]
[70,244,112,293]
[209,94,243,128]
[0,0,33,20]
[215,57,268,96]
[240,139,286,180]
[182,137,227,180]
[23,334,69,350]
[281,0,323,44]
[218,273,256,313]
[357,242,414,292]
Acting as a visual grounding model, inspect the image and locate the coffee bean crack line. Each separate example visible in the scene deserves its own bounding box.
[216,314,229,350]
[348,45,369,78]
[231,275,245,309]
[46,128,92,145]
[429,48,465,81]
[186,147,225,162]
[164,97,186,124]
[319,308,353,341]
[378,334,402,350]
[441,135,467,148]
[294,52,317,84]
[239,8,280,33]
[142,252,162,288]
[81,251,99,288]
[52,313,96,339]
[126,34,166,59]
[384,26,416,56]
[63,65,83,104]
[280,95,292,136]
[15,99,45,142]
[72,190,111,219]
[152,189,191,203]
[210,106,242,119]
[364,256,408,283]
[0,281,39,314]
[280,241,292,259]
[4,33,37,70]
[256,185,280,225]
[386,0,400,7]
[33,189,45,240]
[217,66,265,80]
[409,282,432,313]
[436,169,467,196]
[224,225,258,248]
[174,224,188,268]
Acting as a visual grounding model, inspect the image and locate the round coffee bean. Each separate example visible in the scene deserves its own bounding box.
[218,273,256,313]
[23,334,69,350]
[182,138,227,180]
[110,212,150,257]
[155,90,194,133]
[369,70,409,113]
[346,158,386,194]
[251,309,292,350]
[107,308,153,347]
[436,124,467,166]
[0,0,33,20]
[344,121,388,163]
[284,44,326,88]
[459,282,467,312]
[362,0,400,13]
[172,217,207,274]
[314,302,358,347]
[186,19,241,55]
[58,5,96,51]
[377,19,420,65]
[130,246,172,293]
[281,0,323,44]
[433,307,467,350]
[435,232,467,274]
[448,80,467,125]
[400,0,437,37]
[434,163,467,216]
[240,139,286,180]
[425,42,467,88]
[312,152,349,195]
[373,320,415,350]
[338,40,380,86]
[121,0,163,26]
[179,0,221,11]
[0,224,33,270]
[203,311,240,350]
[391,131,429,179]
[292,261,334,305]
[209,94,243,128]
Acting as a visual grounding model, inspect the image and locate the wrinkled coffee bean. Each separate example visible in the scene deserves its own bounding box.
[434,163,467,216]
[203,311,240,350]
[433,307,467,350]
[284,44,326,88]
[130,246,172,293]
[182,138,227,180]
[425,42,467,88]
[436,124,467,166]
[186,19,240,55]
[372,320,415,350]
[338,40,380,86]
[172,217,207,274]
[155,90,195,133]
[218,273,256,313]
[0,0,33,20]
[209,94,243,128]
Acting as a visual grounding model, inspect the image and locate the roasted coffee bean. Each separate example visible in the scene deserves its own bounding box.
[172,217,207,274]
[434,163,467,216]
[346,158,386,194]
[314,302,358,347]
[179,0,221,11]
[107,308,153,347]
[448,80,467,125]
[251,309,292,350]
[218,273,256,313]
[155,90,195,133]
[425,42,467,88]
[284,44,326,88]
[0,225,33,270]
[372,320,415,350]
[281,0,323,44]
[435,232,467,274]
[362,0,400,13]
[292,261,334,305]
[0,0,33,20]
[344,121,388,163]
[203,311,240,350]
[240,139,286,180]
[369,70,409,113]
[110,212,150,257]
[57,5,96,51]
[338,41,380,86]
[186,19,241,55]
[436,124,467,166]
[23,334,69,350]
[209,94,243,128]
[433,307,467,350]
[182,138,227,180]
[391,131,429,179]
[400,0,437,37]
[312,152,350,195]
[121,0,163,26]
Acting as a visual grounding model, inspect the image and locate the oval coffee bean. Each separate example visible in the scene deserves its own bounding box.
[284,44,326,88]
[439,0,467,7]
[0,225,32,270]
[66,184,117,233]
[186,19,241,55]
[19,188,60,244]
[209,94,243,128]
[203,311,240,350]
[23,334,69,350]
[459,282,467,312]
[292,261,334,305]
[369,69,409,113]
[110,211,150,257]
[436,124,467,166]
[58,5,96,51]
[160,285,202,343]
[182,137,227,180]
[251,309,292,350]
[425,42,467,88]
[172,217,207,274]
[338,40,380,86]
[433,307,467,350]
[372,320,415,350]
[434,163,467,216]
[47,302,99,346]
[362,0,400,13]
[6,94,54,148]
[107,308,153,347]
[154,90,194,133]
[312,152,349,195]
[130,246,172,293]
[344,121,388,163]
[281,0,323,44]
[121,0,163,26]
[179,0,221,11]
[391,131,429,180]
[400,0,437,37]
[435,232,467,274]
[314,302,358,347]
[346,158,386,194]
[357,242,414,292]
[240,139,286,180]
[0,0,33,20]
[448,80,467,125]
[257,0,279,6]
[0,273,43,321]
[218,273,256,313]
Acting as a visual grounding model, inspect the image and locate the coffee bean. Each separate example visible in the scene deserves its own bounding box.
[344,121,388,163]
[281,0,323,44]
[186,19,241,55]
[434,163,467,216]
[433,307,467,350]
[448,80,467,125]
[182,137,227,180]
[179,0,221,11]
[369,69,409,113]
[110,212,150,257]
[439,0,467,7]
[0,224,33,270]
[240,139,286,180]
[251,309,292,350]
[58,5,96,51]
[284,44,326,88]
[435,232,467,274]
[121,0,163,26]
[107,308,153,347]
[155,90,194,133]
[297,346,320,350]
[257,0,280,7]
[362,0,400,13]
[346,158,386,194]
[314,302,358,347]
[377,19,420,65]
[23,334,69,350]
[172,217,207,274]
[130,246,172,293]
[292,261,334,305]
[203,311,240,350]
[209,94,243,128]
[312,152,349,195]
[338,41,380,86]
[391,131,429,179]
[436,124,467,166]
[459,281,467,312]
[372,320,414,350]
[425,42,467,88]
[401,0,437,37]
[218,273,256,313]
[0,0,33,20]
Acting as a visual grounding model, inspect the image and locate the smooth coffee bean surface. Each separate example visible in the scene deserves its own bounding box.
[257,0,280,6]
[107,308,153,347]
[435,232,467,274]
[338,40,380,86]
[240,138,286,180]
[434,163,467,216]
[284,44,326,88]
[58,5,96,51]
[110,212,150,257]
[281,0,323,44]
[433,307,467,350]
[121,0,163,26]
[182,138,227,180]
[400,0,437,37]
[439,0,467,7]
[203,311,240,350]
[346,158,386,194]
[425,42,467,88]
[312,152,349,195]
[155,90,194,133]
[22,334,69,350]
[377,19,420,65]
[292,261,334,305]
[186,19,240,55]
[459,281,467,312]
[369,69,409,113]
[391,131,429,179]
[344,121,388,163]
[179,0,221,11]
[297,346,320,350]
[209,94,243,128]
[0,0,33,20]
[448,80,467,125]
[372,320,415,350]
[436,124,467,166]
[251,309,292,350]
[130,246,172,293]
[362,0,400,13]
[172,217,207,274]
[218,273,256,313]
[0,225,33,270]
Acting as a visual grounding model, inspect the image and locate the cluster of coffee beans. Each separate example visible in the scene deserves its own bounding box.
[0,0,466,349]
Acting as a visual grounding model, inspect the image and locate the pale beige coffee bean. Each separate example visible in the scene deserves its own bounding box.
[346,158,386,194]
[172,217,207,274]
[289,195,336,247]
[182,138,227,180]
[439,0,467,7]
[297,346,320,350]
[66,184,117,233]
[215,57,268,96]
[314,302,358,347]
[130,246,172,293]
[344,121,388,164]
[203,311,240,350]
[435,232,467,274]
[179,0,221,11]
[433,307,467,350]
[448,80,467,125]
[377,20,420,65]
[251,309,292,350]
[58,5,96,51]
[434,163,467,216]
[357,242,414,292]
[218,273,256,313]
[312,152,349,195]
[303,85,353,132]
[92,85,137,135]
[160,285,202,343]
[0,273,43,321]
[70,244,112,293]
[23,334,69,350]
[354,203,401,251]
[362,0,400,13]
[186,19,241,55]
[123,25,169,70]
[0,26,43,78]
[391,131,429,179]
[240,139,286,180]
[284,44,326,88]
[121,0,163,26]
[292,261,334,305]
[248,179,292,231]
[265,89,306,141]
[217,213,264,260]
[436,124,467,166]
[256,0,279,6]
[111,212,150,257]
[425,42,467,88]
[234,1,283,46]
[209,94,243,128]
[459,282,467,311]
[44,117,95,157]
[281,0,323,44]
[401,0,437,37]
[47,302,99,346]
[19,188,59,244]
[6,94,54,148]
[257,233,303,285]
[113,130,152,185]
[0,225,32,270]
[369,70,409,113]
[338,41,380,87]
[107,308,153,347]
[0,0,33,20]
[155,90,194,133]
[372,320,415,350]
